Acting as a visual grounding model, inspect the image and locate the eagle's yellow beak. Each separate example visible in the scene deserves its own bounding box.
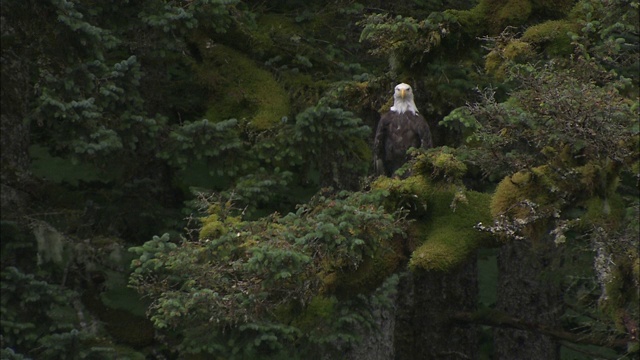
[399,89,406,99]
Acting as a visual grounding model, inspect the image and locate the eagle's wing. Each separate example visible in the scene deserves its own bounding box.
[373,113,391,175]
[415,113,433,149]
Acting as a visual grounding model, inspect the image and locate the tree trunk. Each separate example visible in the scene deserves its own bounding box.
[394,258,479,360]
[1,14,34,218]
[345,290,398,360]
[494,238,562,359]
[346,258,479,360]
[0,113,32,215]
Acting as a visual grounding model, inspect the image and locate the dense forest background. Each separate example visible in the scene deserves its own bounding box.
[1,0,638,359]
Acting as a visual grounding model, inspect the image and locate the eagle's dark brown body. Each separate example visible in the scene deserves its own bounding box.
[374,110,432,177]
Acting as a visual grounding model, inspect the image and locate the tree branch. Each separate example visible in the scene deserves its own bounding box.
[559,341,618,360]
[452,309,634,349]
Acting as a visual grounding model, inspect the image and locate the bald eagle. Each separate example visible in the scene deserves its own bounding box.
[374,83,433,177]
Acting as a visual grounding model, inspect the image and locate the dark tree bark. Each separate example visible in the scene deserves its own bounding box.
[346,258,479,360]
[345,291,398,360]
[1,14,34,218]
[494,238,562,359]
[394,258,479,360]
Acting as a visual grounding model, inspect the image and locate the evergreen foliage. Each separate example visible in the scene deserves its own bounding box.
[129,190,406,358]
[292,106,371,189]
[1,0,638,358]
[1,266,146,359]
[455,1,639,353]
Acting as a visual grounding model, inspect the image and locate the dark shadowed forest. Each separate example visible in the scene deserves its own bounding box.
[1,0,638,359]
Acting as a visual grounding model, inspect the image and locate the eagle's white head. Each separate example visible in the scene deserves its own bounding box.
[390,83,419,115]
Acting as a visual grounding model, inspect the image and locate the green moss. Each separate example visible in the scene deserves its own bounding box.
[484,39,535,79]
[450,0,575,39]
[199,214,227,239]
[491,159,628,243]
[372,175,431,218]
[247,13,330,109]
[451,0,534,36]
[491,171,530,218]
[252,13,302,54]
[313,176,420,290]
[490,166,558,219]
[496,0,532,30]
[488,166,567,242]
[531,0,575,17]
[290,296,336,331]
[575,160,622,199]
[484,49,506,78]
[633,253,640,288]
[503,40,534,60]
[194,42,290,131]
[601,255,640,330]
[581,194,625,230]
[521,20,578,56]
[199,205,243,240]
[414,148,468,181]
[578,162,602,194]
[409,188,494,272]
[446,3,488,37]
[326,234,406,296]
[371,176,494,272]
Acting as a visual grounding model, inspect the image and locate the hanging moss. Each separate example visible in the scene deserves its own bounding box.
[193,42,290,131]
